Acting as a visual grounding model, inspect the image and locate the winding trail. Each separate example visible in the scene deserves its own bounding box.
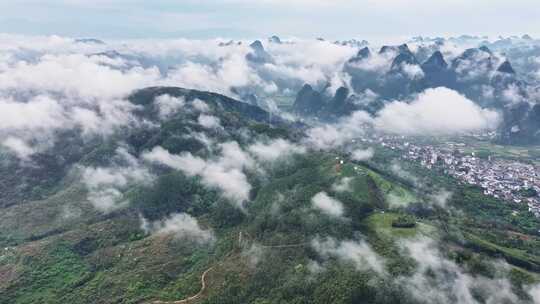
[148,232,308,304]
[151,266,214,304]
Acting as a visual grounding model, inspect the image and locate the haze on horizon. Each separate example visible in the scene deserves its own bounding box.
[1,0,539,40]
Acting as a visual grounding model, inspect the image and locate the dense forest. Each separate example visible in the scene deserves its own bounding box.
[0,87,539,304]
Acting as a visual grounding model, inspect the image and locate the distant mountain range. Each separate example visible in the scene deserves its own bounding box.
[48,35,540,146]
[292,43,540,145]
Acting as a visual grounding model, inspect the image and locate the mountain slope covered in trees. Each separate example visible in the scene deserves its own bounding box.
[0,87,539,304]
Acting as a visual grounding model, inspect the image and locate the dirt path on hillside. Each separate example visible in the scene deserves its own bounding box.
[148,232,308,304]
[151,266,214,304]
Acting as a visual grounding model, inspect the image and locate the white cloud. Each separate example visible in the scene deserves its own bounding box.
[198,114,222,129]
[454,50,500,82]
[325,71,353,95]
[399,238,519,304]
[163,52,269,96]
[71,107,102,135]
[529,284,540,303]
[241,40,354,95]
[332,177,353,192]
[347,49,396,73]
[311,237,385,274]
[428,190,452,208]
[81,147,154,212]
[219,141,256,169]
[143,142,254,208]
[241,243,266,268]
[0,35,515,167]
[311,192,344,218]
[1,137,35,159]
[351,148,374,161]
[305,111,372,150]
[374,88,501,135]
[202,163,252,205]
[0,85,142,160]
[261,63,326,86]
[142,146,206,174]
[401,63,424,79]
[501,84,524,105]
[248,138,306,162]
[73,99,141,137]
[191,131,214,148]
[86,188,126,212]
[140,213,214,244]
[267,39,355,69]
[0,54,160,99]
[192,99,210,112]
[259,40,355,88]
[155,94,185,119]
[305,88,500,151]
[0,95,66,131]
[0,35,360,160]
[355,89,379,105]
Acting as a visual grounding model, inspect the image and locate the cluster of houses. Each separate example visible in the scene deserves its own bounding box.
[404,143,540,218]
[356,135,540,218]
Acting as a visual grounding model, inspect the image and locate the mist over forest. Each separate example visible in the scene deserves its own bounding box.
[1,3,540,303]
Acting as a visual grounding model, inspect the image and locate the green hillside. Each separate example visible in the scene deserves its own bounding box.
[0,87,538,304]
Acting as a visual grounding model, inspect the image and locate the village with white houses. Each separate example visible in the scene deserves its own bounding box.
[359,135,540,218]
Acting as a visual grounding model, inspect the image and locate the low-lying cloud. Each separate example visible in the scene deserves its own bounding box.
[529,284,540,303]
[311,237,385,274]
[81,147,155,212]
[142,137,307,208]
[1,137,36,160]
[305,87,501,151]
[374,87,501,135]
[311,192,345,218]
[198,114,222,129]
[140,212,214,244]
[0,93,142,160]
[305,111,372,150]
[0,35,512,164]
[332,177,353,192]
[351,148,374,161]
[399,238,520,304]
[154,94,185,119]
[428,190,453,208]
[0,34,362,160]
[143,143,254,208]
[0,53,160,99]
[248,138,306,162]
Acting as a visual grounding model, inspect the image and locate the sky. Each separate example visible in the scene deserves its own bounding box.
[1,0,539,40]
